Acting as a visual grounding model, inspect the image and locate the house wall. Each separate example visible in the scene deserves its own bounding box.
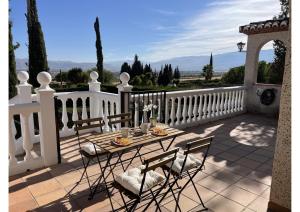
[269,29,291,210]
[244,31,289,116]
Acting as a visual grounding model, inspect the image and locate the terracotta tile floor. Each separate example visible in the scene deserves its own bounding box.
[9,113,277,212]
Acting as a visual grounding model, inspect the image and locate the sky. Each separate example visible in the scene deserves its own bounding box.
[9,0,281,63]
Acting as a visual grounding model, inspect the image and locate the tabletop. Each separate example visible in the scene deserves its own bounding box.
[84,126,185,154]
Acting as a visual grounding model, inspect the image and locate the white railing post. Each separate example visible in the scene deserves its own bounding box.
[16,71,36,145]
[117,72,133,116]
[89,71,101,119]
[36,72,58,166]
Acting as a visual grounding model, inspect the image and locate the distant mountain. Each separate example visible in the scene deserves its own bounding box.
[16,49,273,73]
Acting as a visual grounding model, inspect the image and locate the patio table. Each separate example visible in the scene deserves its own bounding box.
[84,125,185,204]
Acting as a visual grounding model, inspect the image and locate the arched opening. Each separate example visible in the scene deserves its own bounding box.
[256,40,286,84]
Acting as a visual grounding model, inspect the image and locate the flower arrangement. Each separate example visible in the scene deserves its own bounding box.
[143,104,158,126]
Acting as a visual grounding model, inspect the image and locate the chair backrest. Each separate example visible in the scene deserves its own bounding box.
[107,112,132,129]
[73,117,104,148]
[139,148,179,195]
[180,136,214,174]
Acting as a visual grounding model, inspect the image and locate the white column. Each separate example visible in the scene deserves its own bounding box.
[9,115,17,165]
[36,72,58,166]
[170,97,175,126]
[216,93,220,117]
[89,71,101,118]
[203,94,207,119]
[164,97,169,125]
[81,97,88,123]
[16,71,35,145]
[71,97,78,127]
[117,72,133,115]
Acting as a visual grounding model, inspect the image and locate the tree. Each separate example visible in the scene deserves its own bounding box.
[173,66,181,84]
[26,0,48,87]
[54,71,68,82]
[209,52,213,69]
[9,21,18,99]
[131,54,143,79]
[270,0,289,84]
[67,68,86,84]
[94,17,104,83]
[201,64,213,81]
[221,65,245,84]
[257,61,271,83]
[120,62,131,74]
[157,69,163,86]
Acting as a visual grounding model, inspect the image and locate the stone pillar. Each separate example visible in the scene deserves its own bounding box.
[16,71,36,148]
[89,71,101,118]
[268,32,291,211]
[117,72,133,115]
[36,72,58,166]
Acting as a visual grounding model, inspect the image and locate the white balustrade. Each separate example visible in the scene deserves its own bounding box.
[165,86,246,129]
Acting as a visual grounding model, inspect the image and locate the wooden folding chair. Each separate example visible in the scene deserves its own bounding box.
[109,148,180,212]
[73,117,107,193]
[107,112,132,131]
[159,136,214,212]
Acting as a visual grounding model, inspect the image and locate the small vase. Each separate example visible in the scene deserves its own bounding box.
[150,117,157,127]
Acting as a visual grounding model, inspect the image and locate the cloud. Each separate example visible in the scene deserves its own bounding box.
[145,0,281,61]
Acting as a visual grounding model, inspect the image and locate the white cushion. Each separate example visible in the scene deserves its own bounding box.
[81,143,103,155]
[165,152,202,173]
[115,165,165,195]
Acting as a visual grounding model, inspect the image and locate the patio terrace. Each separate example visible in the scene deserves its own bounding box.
[9,113,277,212]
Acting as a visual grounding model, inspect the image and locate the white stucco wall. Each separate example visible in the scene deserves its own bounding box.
[244,31,289,116]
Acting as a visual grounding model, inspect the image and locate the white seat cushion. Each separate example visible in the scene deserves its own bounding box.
[165,152,202,174]
[81,143,103,155]
[115,165,165,195]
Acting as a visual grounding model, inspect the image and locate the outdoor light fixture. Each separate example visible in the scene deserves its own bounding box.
[237,41,246,52]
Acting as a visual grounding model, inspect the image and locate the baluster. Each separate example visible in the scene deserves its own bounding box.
[227,91,231,113]
[104,100,109,132]
[157,98,161,122]
[110,101,116,130]
[81,97,88,124]
[187,96,193,123]
[220,92,224,115]
[224,92,228,115]
[9,116,17,165]
[232,91,236,112]
[170,97,175,126]
[207,94,212,119]
[72,98,78,128]
[134,102,139,128]
[98,98,104,118]
[234,90,238,112]
[192,95,198,122]
[211,93,216,118]
[21,113,33,161]
[176,97,181,126]
[216,93,220,117]
[198,94,203,120]
[203,94,207,119]
[241,90,245,111]
[61,98,69,133]
[182,96,187,125]
[237,90,242,111]
[164,97,169,125]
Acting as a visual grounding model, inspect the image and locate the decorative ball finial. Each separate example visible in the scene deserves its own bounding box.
[90,71,99,83]
[17,71,29,85]
[120,72,130,86]
[37,72,52,89]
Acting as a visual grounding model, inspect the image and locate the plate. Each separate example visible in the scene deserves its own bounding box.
[112,137,132,146]
[151,128,168,136]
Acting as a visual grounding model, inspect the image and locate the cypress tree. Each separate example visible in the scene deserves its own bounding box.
[94,17,104,83]
[209,52,213,70]
[9,21,18,99]
[131,54,143,78]
[26,0,49,87]
[120,62,131,74]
